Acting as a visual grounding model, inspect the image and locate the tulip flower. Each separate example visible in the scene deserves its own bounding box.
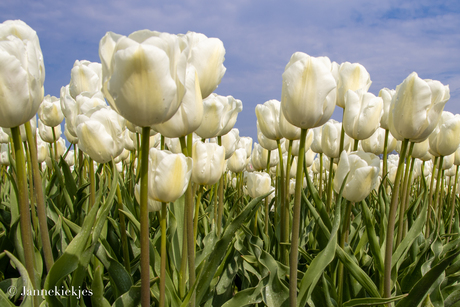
[135,184,163,212]
[191,141,226,185]
[389,72,450,143]
[220,128,240,159]
[38,95,64,127]
[246,171,272,198]
[0,144,9,165]
[154,67,203,138]
[279,107,301,141]
[148,148,192,203]
[361,127,397,155]
[428,111,460,157]
[99,30,185,127]
[38,119,62,143]
[333,150,380,202]
[69,60,102,99]
[305,149,316,167]
[257,121,278,151]
[195,93,243,139]
[378,88,395,131]
[236,137,253,158]
[0,20,45,128]
[251,143,269,171]
[336,62,372,109]
[75,107,125,164]
[311,126,323,154]
[322,119,351,159]
[180,32,226,99]
[255,99,283,140]
[227,148,247,174]
[343,89,383,141]
[281,52,337,129]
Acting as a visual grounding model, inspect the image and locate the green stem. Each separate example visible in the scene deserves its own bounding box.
[383,129,389,189]
[289,128,307,307]
[278,139,288,265]
[434,157,444,229]
[89,157,96,208]
[326,157,334,212]
[426,156,439,238]
[194,185,203,249]
[217,136,224,237]
[319,153,323,199]
[338,200,354,307]
[447,165,459,241]
[11,126,38,306]
[52,125,58,162]
[160,202,167,307]
[117,183,131,274]
[339,108,345,154]
[396,142,414,248]
[383,138,409,301]
[401,157,416,240]
[353,139,359,151]
[140,127,151,307]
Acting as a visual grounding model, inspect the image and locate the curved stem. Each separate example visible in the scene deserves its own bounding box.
[140,127,151,307]
[289,128,307,307]
[383,138,409,301]
[217,136,224,237]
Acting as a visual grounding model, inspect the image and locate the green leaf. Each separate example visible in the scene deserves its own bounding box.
[112,285,141,307]
[396,248,460,307]
[297,186,341,307]
[343,294,408,306]
[195,192,268,305]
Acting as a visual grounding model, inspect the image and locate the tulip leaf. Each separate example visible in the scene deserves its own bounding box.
[112,284,142,307]
[343,294,408,307]
[361,200,384,275]
[0,289,15,307]
[396,248,460,307]
[3,251,34,307]
[297,184,341,307]
[195,192,269,305]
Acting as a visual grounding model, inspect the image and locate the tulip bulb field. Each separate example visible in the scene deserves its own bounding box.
[1,19,460,307]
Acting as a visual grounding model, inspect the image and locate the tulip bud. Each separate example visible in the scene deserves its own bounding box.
[322,120,351,159]
[281,52,337,129]
[149,148,192,202]
[0,20,45,128]
[227,148,247,174]
[195,93,243,139]
[191,141,226,185]
[181,32,226,99]
[236,137,253,158]
[336,62,372,109]
[69,60,102,99]
[389,72,450,143]
[99,30,185,127]
[343,89,383,140]
[334,150,380,202]
[153,67,203,138]
[38,119,62,143]
[255,99,283,140]
[246,171,272,198]
[428,111,460,157]
[75,107,125,163]
[38,95,64,127]
[378,88,395,130]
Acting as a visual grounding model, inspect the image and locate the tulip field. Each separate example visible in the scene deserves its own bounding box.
[1,19,460,307]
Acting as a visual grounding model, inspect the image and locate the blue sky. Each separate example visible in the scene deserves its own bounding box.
[2,0,460,141]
